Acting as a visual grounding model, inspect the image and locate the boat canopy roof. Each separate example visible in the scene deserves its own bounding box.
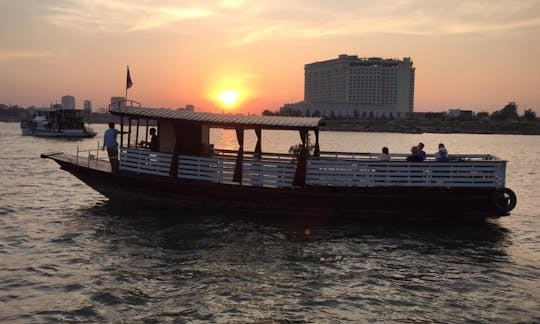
[110,106,325,130]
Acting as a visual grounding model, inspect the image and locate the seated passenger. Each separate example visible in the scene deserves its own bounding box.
[436,147,449,162]
[149,127,159,151]
[434,143,448,160]
[417,142,426,160]
[378,147,390,161]
[407,146,423,162]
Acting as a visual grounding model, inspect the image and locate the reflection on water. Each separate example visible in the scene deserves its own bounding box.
[83,200,511,258]
[58,202,522,322]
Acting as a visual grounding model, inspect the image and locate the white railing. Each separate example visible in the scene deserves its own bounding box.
[178,151,297,187]
[242,159,296,187]
[115,148,507,189]
[306,159,506,188]
[76,142,103,167]
[319,151,500,162]
[214,149,295,162]
[119,148,172,176]
[177,155,236,183]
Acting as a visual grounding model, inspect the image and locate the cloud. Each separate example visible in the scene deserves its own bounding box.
[0,50,54,62]
[222,0,246,9]
[44,0,213,33]
[40,0,540,43]
[128,7,213,32]
[224,0,540,45]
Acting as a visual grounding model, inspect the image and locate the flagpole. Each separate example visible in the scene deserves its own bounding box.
[126,65,129,100]
[125,65,133,102]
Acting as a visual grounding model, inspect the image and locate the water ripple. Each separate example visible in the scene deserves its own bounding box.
[1,123,539,322]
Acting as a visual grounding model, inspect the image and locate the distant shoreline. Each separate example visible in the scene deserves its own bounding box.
[320,119,540,135]
[2,117,539,135]
[320,127,540,135]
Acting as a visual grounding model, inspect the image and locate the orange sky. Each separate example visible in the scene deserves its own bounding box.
[1,0,539,114]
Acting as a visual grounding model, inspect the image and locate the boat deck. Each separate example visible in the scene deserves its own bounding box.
[42,148,508,190]
[41,152,112,173]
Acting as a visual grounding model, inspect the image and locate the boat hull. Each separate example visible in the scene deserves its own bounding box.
[21,127,97,138]
[42,153,511,221]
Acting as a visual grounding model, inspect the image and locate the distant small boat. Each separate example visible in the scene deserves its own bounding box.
[20,104,96,138]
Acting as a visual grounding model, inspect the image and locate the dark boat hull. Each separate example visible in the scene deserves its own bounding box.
[21,127,97,138]
[42,153,512,221]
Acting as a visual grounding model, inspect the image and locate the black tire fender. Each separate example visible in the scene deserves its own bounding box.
[491,187,517,213]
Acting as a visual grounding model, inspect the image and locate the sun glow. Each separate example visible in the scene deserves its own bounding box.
[218,90,239,108]
[208,72,258,111]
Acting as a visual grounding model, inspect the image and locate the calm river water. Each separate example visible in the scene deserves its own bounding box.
[0,122,539,322]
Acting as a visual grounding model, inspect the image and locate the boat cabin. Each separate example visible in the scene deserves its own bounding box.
[23,107,87,130]
[20,104,97,138]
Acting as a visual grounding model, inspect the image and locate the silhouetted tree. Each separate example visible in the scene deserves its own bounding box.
[262,109,280,116]
[0,104,27,121]
[523,109,537,121]
[491,102,519,120]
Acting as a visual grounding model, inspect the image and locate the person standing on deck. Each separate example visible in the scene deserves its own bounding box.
[102,122,129,172]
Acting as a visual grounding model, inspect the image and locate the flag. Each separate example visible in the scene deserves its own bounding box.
[126,66,133,89]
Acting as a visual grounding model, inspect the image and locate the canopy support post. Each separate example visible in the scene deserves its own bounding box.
[254,127,262,159]
[292,128,308,187]
[120,116,124,148]
[145,119,149,146]
[127,117,132,148]
[135,118,140,148]
[233,127,244,183]
[314,129,320,157]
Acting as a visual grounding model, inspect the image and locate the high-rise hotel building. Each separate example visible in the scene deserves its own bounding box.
[61,95,76,110]
[282,54,415,118]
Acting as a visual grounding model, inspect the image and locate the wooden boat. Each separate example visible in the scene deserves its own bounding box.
[41,100,517,220]
[21,105,97,138]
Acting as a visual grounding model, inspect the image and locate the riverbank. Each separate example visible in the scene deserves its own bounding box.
[3,114,539,135]
[321,119,540,135]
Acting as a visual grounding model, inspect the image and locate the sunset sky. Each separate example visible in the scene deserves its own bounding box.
[1,0,539,114]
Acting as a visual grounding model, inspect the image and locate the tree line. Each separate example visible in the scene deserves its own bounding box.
[263,102,537,121]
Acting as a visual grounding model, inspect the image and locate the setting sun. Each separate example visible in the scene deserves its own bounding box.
[219,90,239,108]
[207,73,259,112]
